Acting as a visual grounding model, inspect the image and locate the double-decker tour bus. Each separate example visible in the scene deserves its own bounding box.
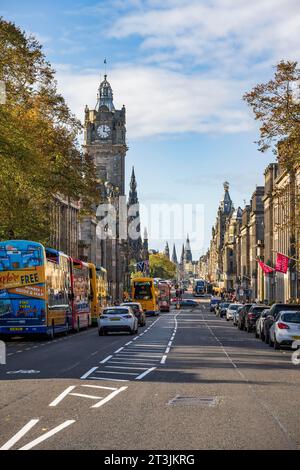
[158,281,171,312]
[132,277,158,315]
[71,259,91,331]
[193,279,206,297]
[89,264,108,325]
[0,241,72,338]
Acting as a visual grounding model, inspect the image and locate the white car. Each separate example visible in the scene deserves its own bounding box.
[226,304,243,321]
[98,306,138,336]
[269,311,300,350]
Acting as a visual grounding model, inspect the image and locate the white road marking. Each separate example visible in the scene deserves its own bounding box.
[80,367,98,380]
[91,386,127,408]
[125,341,133,346]
[135,367,157,380]
[90,377,128,382]
[49,386,76,407]
[81,384,117,391]
[160,355,167,364]
[19,420,75,450]
[95,370,137,375]
[0,419,39,450]
[109,361,156,366]
[165,347,170,354]
[168,341,172,347]
[105,365,148,370]
[114,347,124,354]
[70,393,103,400]
[100,355,113,364]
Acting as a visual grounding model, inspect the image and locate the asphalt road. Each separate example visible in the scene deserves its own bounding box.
[0,298,300,450]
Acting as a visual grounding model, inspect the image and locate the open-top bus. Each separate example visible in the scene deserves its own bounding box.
[0,240,72,338]
[89,264,108,325]
[158,281,171,312]
[71,258,91,331]
[131,277,158,315]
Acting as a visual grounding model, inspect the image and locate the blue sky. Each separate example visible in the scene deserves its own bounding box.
[2,0,300,259]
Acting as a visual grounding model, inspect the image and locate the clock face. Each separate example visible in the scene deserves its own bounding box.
[97,124,111,139]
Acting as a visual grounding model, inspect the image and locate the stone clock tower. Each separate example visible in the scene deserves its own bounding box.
[79,74,128,300]
[84,74,126,194]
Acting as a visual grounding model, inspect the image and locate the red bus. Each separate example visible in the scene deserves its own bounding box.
[158,282,171,312]
[71,258,91,331]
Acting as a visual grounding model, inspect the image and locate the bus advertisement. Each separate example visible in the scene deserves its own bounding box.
[0,241,72,337]
[158,282,171,312]
[132,277,158,315]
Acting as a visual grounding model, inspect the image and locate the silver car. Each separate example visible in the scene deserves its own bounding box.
[255,308,270,340]
[233,305,244,326]
[226,303,243,321]
[98,306,138,336]
[269,311,300,349]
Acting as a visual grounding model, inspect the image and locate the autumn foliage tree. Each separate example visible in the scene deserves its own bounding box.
[149,253,176,280]
[243,60,300,169]
[0,18,99,242]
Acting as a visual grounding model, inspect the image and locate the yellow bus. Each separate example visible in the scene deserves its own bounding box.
[89,264,108,325]
[132,277,158,316]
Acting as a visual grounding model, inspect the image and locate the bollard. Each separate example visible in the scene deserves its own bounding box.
[0,341,6,365]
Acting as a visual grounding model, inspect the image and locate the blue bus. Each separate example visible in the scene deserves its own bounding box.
[193,279,206,297]
[0,240,72,338]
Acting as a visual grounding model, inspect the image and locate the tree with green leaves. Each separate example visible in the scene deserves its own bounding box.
[0,18,99,242]
[149,253,176,280]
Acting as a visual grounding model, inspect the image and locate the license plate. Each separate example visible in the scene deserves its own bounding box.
[292,336,300,340]
[110,318,120,321]
[10,328,23,331]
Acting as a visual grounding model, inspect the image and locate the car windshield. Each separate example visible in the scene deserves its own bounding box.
[281,312,300,323]
[229,304,242,310]
[103,308,130,315]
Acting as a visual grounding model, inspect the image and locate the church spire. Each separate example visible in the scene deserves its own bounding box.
[184,235,192,262]
[171,244,178,264]
[221,181,233,215]
[128,167,138,205]
[164,241,170,260]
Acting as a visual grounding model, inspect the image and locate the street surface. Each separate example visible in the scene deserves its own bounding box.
[0,295,300,450]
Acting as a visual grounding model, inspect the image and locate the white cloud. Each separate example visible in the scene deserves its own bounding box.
[55,64,252,139]
[109,0,300,75]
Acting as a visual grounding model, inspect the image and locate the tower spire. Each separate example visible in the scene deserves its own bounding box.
[171,244,178,264]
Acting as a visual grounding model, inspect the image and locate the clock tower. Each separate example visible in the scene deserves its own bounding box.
[84,74,126,194]
[79,74,128,300]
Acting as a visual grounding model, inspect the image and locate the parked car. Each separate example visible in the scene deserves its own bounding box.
[233,305,244,326]
[98,306,138,336]
[226,303,243,321]
[120,302,146,326]
[217,302,230,318]
[269,310,300,349]
[255,308,270,340]
[179,299,198,308]
[237,304,255,330]
[263,304,300,344]
[245,305,268,332]
[210,297,221,312]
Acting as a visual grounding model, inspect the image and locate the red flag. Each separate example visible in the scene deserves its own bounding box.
[258,260,275,274]
[275,252,289,273]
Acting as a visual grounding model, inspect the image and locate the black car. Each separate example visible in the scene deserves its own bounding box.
[245,305,268,333]
[217,302,230,318]
[263,303,300,344]
[237,304,255,330]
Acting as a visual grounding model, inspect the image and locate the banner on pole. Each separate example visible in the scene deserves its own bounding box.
[257,260,275,274]
[275,252,289,273]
